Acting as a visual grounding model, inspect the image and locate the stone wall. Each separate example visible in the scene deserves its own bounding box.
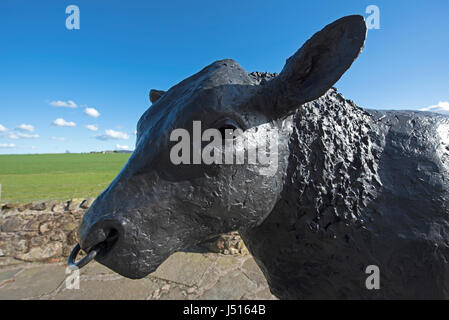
[0,199,92,266]
[0,199,247,266]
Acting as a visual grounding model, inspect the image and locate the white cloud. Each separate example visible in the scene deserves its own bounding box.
[51,136,66,141]
[16,133,39,139]
[52,118,76,127]
[50,100,78,108]
[0,143,15,148]
[8,133,19,139]
[0,124,7,132]
[116,144,129,150]
[17,124,35,132]
[84,107,100,118]
[95,129,129,140]
[85,124,98,131]
[419,101,449,115]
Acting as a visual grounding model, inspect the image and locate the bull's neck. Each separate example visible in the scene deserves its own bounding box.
[281,88,379,220]
[240,88,381,298]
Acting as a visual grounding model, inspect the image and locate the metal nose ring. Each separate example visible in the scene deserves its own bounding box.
[67,243,101,269]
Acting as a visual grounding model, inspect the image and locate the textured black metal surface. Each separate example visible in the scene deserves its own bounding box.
[77,15,449,299]
[241,96,449,299]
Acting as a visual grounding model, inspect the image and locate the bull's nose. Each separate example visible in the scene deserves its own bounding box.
[78,217,123,256]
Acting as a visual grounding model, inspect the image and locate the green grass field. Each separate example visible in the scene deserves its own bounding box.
[0,153,131,203]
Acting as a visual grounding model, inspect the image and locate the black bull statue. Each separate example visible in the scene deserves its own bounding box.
[70,15,449,299]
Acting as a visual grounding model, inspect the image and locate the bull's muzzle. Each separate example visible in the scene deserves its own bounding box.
[68,218,121,270]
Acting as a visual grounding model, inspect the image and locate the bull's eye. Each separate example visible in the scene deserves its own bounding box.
[214,118,241,141]
[218,124,238,140]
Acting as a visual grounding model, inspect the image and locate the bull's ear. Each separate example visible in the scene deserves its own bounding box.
[263,15,367,117]
[149,89,166,103]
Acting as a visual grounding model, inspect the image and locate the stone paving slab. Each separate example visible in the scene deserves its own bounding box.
[0,252,277,300]
[52,277,160,300]
[0,268,22,286]
[0,264,67,299]
[200,269,258,300]
[150,252,217,287]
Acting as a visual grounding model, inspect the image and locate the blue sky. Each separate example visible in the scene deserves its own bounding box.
[0,0,448,154]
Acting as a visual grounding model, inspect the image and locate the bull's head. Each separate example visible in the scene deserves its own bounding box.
[77,15,367,278]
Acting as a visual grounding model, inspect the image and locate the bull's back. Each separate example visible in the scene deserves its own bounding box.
[367,109,449,220]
